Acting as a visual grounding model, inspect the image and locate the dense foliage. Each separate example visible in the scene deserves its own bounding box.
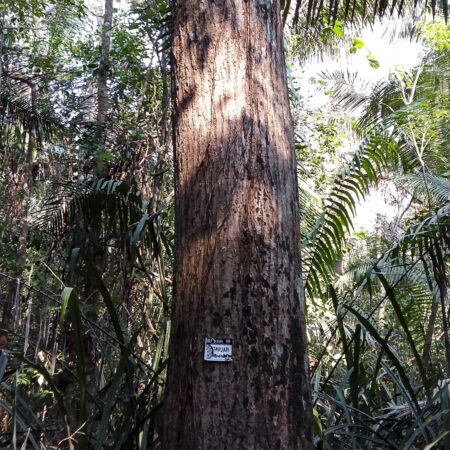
[0,0,448,449]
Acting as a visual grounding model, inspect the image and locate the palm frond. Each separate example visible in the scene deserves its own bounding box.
[35,178,138,232]
[285,0,447,29]
[33,177,168,267]
[397,173,450,204]
[302,129,404,296]
[0,76,63,143]
[320,69,377,114]
[298,176,324,235]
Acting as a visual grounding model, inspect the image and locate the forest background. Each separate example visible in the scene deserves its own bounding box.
[0,0,449,448]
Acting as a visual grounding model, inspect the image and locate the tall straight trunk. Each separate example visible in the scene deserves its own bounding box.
[64,0,114,423]
[97,0,113,125]
[163,2,313,449]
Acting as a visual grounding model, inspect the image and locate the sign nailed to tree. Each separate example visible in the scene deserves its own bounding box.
[204,337,233,362]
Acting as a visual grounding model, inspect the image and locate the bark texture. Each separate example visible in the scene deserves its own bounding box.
[163,1,312,449]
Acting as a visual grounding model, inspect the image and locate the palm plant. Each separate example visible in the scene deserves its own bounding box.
[0,2,173,447]
[299,26,450,447]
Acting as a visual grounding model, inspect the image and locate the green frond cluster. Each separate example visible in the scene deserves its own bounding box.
[303,130,399,296]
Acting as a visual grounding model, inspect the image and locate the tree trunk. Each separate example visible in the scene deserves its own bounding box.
[163,1,313,449]
[97,0,113,125]
[422,298,439,370]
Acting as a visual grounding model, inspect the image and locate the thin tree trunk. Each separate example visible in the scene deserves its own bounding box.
[97,0,113,125]
[422,299,439,369]
[421,255,437,369]
[163,2,313,449]
[62,1,115,434]
[433,242,450,374]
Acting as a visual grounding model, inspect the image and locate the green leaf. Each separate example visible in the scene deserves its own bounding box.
[332,23,344,37]
[350,37,365,53]
[342,302,419,409]
[95,326,143,450]
[59,286,71,329]
[366,53,380,69]
[62,287,88,425]
[131,213,149,265]
[78,250,126,346]
[11,352,70,422]
[375,269,431,396]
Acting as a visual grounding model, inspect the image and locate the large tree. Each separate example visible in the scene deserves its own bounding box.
[163,1,313,448]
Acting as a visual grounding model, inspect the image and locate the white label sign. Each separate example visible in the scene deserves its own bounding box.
[204,337,232,362]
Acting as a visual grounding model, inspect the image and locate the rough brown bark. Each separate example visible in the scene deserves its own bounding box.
[163,1,313,449]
